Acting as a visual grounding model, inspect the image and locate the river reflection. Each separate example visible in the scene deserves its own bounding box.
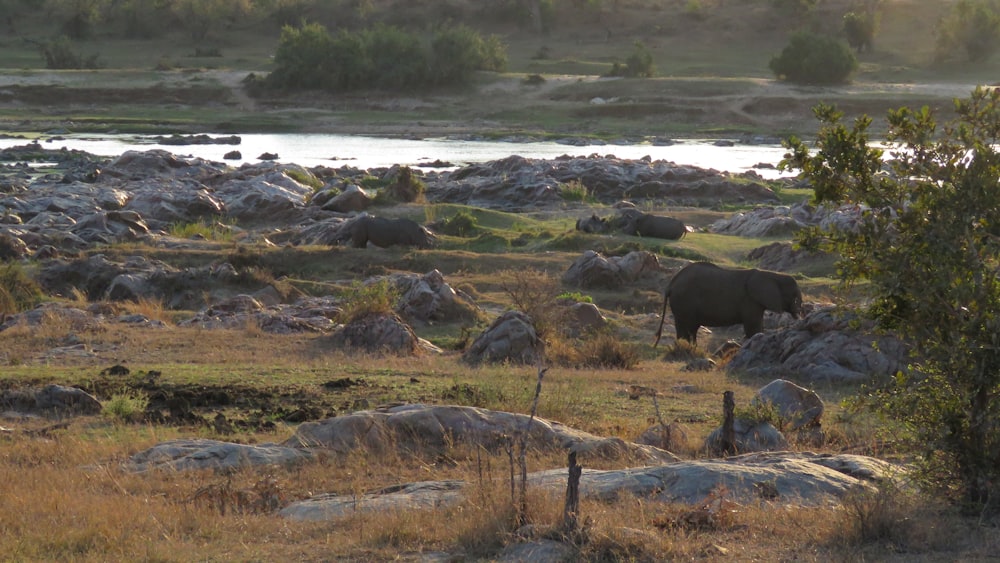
[0,133,792,178]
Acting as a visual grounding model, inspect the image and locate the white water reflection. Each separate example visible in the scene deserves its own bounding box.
[0,133,792,178]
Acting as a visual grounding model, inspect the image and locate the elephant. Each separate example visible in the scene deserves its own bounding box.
[621,210,687,240]
[349,215,435,249]
[654,261,802,346]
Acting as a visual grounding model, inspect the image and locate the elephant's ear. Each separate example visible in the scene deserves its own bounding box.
[747,271,784,312]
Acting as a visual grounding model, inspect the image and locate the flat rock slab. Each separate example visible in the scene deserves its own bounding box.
[126,439,315,472]
[283,403,679,465]
[280,452,903,521]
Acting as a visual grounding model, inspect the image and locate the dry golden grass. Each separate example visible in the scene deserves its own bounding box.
[1,310,997,560]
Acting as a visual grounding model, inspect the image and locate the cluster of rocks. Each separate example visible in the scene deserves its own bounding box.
[727,307,908,383]
[709,200,867,238]
[0,146,788,259]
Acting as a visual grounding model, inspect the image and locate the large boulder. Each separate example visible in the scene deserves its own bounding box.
[283,404,679,464]
[328,312,419,355]
[125,439,314,473]
[280,451,905,521]
[388,270,480,325]
[562,250,661,289]
[463,310,543,365]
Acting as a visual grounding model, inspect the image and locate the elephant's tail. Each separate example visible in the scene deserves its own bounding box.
[653,286,671,348]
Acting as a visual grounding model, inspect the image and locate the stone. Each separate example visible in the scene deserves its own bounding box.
[1,384,102,416]
[463,310,542,365]
[753,379,824,431]
[329,312,419,355]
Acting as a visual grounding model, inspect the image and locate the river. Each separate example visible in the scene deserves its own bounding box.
[0,132,792,178]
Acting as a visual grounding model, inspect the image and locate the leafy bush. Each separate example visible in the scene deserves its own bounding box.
[935,0,1000,63]
[558,180,591,202]
[102,392,149,423]
[782,88,1000,509]
[339,279,400,323]
[769,31,857,85]
[438,211,479,237]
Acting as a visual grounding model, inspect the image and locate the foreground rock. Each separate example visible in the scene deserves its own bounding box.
[280,452,903,521]
[126,404,679,473]
[283,404,677,464]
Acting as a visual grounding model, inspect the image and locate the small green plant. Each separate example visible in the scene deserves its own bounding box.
[285,168,324,190]
[559,180,592,202]
[102,392,149,423]
[169,220,235,241]
[556,291,593,304]
[358,175,388,190]
[439,211,479,237]
[735,400,783,429]
[684,0,707,19]
[338,279,400,323]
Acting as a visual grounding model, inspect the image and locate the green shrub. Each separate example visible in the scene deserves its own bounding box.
[438,211,479,237]
[556,291,593,304]
[339,279,400,323]
[169,220,235,241]
[363,24,428,89]
[102,392,149,423]
[285,168,324,190]
[769,31,857,85]
[0,264,42,316]
[559,180,592,202]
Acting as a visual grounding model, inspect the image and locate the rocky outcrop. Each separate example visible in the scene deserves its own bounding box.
[425,154,779,211]
[126,439,314,473]
[747,241,829,272]
[283,404,677,464]
[388,269,481,325]
[562,250,662,289]
[710,201,867,238]
[280,451,904,521]
[328,312,420,355]
[727,307,908,383]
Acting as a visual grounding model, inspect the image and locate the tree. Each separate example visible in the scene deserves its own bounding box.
[769,31,858,85]
[780,87,1000,509]
[935,0,1000,63]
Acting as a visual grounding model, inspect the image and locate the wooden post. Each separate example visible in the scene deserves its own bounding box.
[562,450,582,534]
[722,391,736,455]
